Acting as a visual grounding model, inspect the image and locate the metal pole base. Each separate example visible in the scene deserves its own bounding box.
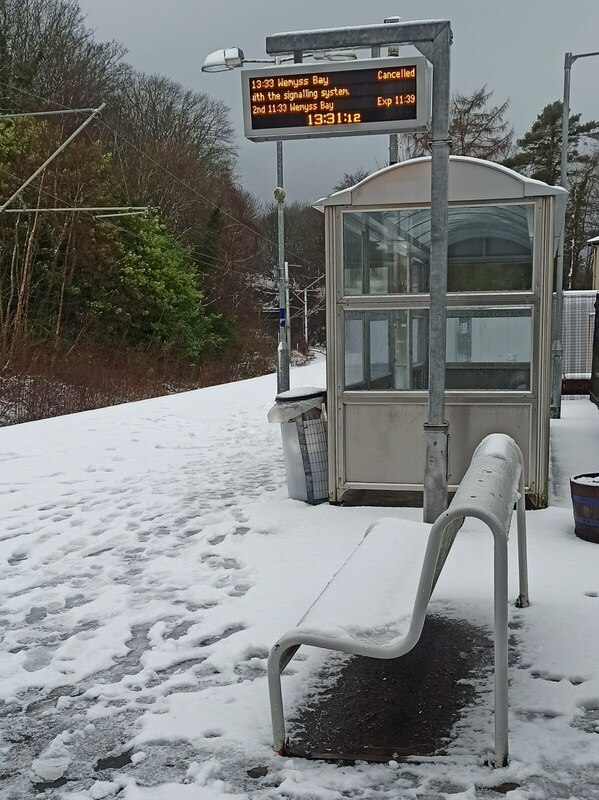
[550,345,563,420]
[423,422,449,523]
[277,341,290,395]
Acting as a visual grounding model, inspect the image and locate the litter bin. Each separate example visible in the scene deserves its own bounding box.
[268,387,328,503]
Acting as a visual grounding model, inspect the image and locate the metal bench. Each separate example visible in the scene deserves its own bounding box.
[267,434,530,768]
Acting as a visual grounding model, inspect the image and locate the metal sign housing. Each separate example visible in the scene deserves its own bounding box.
[241,56,431,142]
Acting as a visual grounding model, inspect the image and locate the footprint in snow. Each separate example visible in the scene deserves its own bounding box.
[516,708,562,721]
[51,512,72,522]
[64,594,90,610]
[572,698,599,734]
[234,647,269,680]
[201,554,243,571]
[23,645,57,672]
[227,583,251,598]
[531,670,587,685]
[25,607,48,624]
[197,624,246,647]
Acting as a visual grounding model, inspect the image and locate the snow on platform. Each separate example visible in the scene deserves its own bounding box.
[0,357,598,799]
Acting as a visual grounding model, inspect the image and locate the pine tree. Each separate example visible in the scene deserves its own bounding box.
[505,102,599,288]
[504,101,599,185]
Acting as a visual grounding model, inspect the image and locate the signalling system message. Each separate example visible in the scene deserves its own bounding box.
[242,56,431,142]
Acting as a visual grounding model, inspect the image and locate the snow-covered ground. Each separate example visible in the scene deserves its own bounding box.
[1,356,599,799]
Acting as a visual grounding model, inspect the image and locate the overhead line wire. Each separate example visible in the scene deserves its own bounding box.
[0,163,315,286]
[0,78,326,276]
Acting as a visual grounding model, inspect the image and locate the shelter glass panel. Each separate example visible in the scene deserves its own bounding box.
[342,204,534,294]
[344,315,365,387]
[344,307,533,391]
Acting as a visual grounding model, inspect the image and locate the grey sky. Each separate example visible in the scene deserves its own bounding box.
[78,0,599,204]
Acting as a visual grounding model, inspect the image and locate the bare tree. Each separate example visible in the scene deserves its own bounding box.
[411,86,513,161]
[0,0,126,111]
[332,167,371,192]
[565,145,599,288]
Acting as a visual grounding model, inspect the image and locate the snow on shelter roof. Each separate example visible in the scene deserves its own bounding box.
[588,234,599,244]
[314,156,568,210]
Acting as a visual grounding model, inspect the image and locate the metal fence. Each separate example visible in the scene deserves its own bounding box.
[591,294,599,408]
[562,291,597,399]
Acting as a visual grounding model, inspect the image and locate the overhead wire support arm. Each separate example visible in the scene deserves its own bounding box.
[4,206,154,219]
[4,206,148,214]
[0,108,96,119]
[0,102,106,214]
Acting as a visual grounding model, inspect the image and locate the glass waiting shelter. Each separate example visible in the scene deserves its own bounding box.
[319,156,566,508]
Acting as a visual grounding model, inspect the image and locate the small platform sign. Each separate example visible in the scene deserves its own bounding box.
[241,56,431,142]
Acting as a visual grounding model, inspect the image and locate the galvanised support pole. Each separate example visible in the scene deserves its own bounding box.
[423,24,451,523]
[385,16,401,166]
[551,52,572,419]
[266,21,452,513]
[273,47,305,395]
[275,160,290,395]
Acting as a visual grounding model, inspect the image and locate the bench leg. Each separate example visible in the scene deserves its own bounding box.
[268,643,299,755]
[494,536,509,768]
[515,473,530,609]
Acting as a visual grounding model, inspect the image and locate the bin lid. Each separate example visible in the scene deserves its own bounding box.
[275,386,325,403]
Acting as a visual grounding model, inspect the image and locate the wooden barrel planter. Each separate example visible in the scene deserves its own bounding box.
[571,473,599,543]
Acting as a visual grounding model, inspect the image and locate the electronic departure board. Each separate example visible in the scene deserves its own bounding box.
[241,56,431,142]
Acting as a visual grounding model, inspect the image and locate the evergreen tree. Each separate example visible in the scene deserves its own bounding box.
[504,101,599,185]
[505,102,599,288]
[87,215,226,359]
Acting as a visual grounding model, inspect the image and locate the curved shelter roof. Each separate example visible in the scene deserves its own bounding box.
[360,203,534,253]
[316,156,568,208]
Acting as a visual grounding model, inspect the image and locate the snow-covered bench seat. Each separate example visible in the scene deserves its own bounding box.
[267,434,530,768]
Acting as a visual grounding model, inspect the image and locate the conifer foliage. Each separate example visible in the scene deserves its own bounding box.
[505,101,599,288]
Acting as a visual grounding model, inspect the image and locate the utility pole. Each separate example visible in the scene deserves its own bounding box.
[303,288,308,351]
[285,260,291,353]
[274,182,290,394]
[292,276,323,354]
